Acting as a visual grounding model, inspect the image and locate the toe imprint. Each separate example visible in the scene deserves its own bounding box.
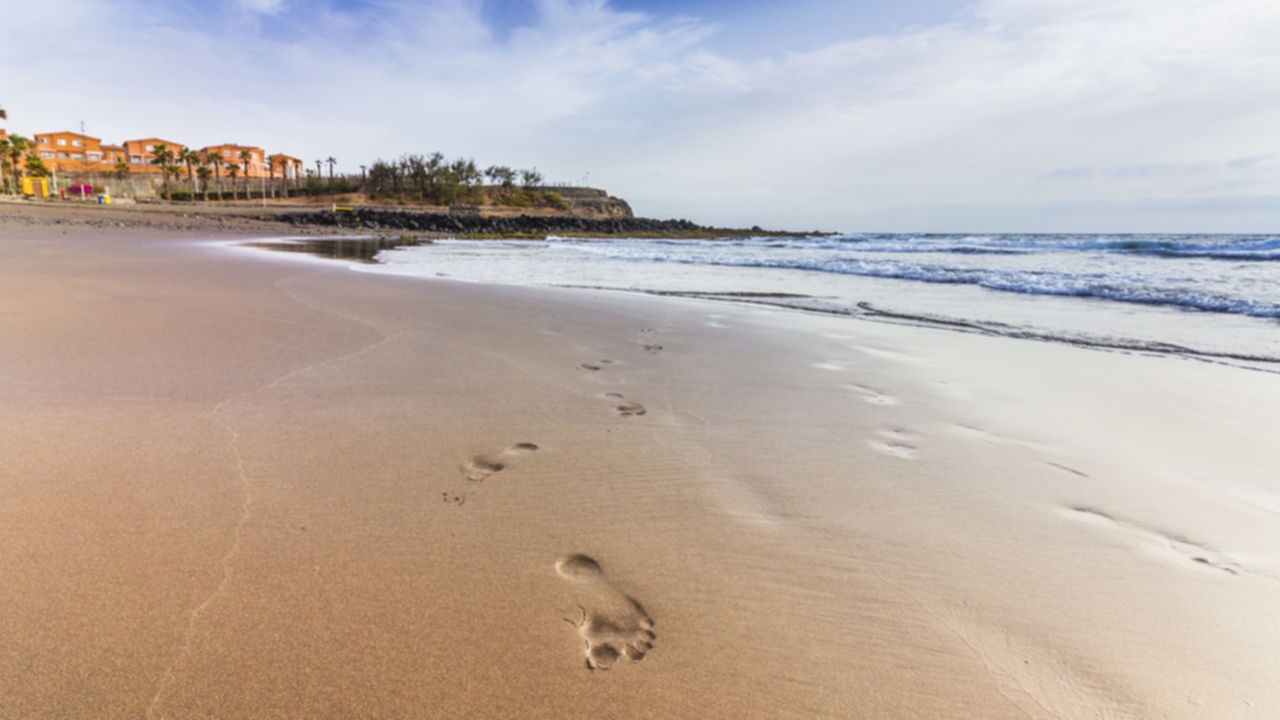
[557,554,656,670]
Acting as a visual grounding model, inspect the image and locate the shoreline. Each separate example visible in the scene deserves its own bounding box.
[3,216,1279,718]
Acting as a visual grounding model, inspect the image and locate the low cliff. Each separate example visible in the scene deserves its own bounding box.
[544,187,633,218]
[275,207,702,237]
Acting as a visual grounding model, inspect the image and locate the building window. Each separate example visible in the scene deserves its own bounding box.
[72,140,82,147]
[145,145,153,152]
[131,155,142,163]
[41,151,53,159]
[57,139,67,146]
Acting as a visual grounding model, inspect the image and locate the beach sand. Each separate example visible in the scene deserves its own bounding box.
[2,211,1278,718]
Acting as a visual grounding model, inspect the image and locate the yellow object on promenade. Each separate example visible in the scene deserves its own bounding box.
[22,177,48,198]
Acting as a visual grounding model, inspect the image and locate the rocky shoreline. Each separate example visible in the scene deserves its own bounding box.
[275,208,716,236]
[271,207,806,238]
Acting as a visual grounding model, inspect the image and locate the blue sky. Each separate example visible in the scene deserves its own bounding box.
[3,0,1280,232]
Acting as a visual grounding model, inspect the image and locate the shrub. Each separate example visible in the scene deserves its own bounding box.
[542,191,569,211]
[503,189,533,208]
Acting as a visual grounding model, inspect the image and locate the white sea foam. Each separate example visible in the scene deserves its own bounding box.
[356,234,1280,363]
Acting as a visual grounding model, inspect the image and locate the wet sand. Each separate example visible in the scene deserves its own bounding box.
[2,214,1278,718]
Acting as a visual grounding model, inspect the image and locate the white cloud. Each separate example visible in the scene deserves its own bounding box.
[2,0,1279,230]
[236,0,288,14]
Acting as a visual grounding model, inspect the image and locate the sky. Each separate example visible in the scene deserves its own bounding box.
[2,0,1279,232]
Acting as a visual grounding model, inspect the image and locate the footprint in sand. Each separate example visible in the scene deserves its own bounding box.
[869,428,918,459]
[556,554,656,670]
[577,359,616,372]
[461,443,539,482]
[1065,507,1249,576]
[603,393,647,417]
[845,383,898,405]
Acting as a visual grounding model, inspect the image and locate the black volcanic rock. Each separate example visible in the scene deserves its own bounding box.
[274,209,707,236]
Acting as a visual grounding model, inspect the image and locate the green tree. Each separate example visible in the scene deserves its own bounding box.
[520,168,543,189]
[0,139,11,194]
[485,165,516,188]
[149,143,175,200]
[238,149,253,199]
[24,153,50,178]
[2,134,32,194]
[165,164,184,199]
[114,160,129,181]
[179,147,198,199]
[196,165,212,201]
[273,155,290,199]
[206,151,224,199]
[226,163,240,201]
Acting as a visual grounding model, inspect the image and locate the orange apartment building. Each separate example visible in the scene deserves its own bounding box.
[32,131,129,173]
[29,133,191,175]
[198,144,269,178]
[121,138,187,173]
[268,153,303,180]
[5,125,303,194]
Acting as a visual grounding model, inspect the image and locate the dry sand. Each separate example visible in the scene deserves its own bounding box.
[2,207,1278,718]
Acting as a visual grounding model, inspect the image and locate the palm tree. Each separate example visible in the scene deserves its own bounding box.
[326,157,336,183]
[226,163,240,201]
[150,143,175,200]
[0,137,11,194]
[238,149,253,200]
[165,164,184,198]
[0,106,6,120]
[179,147,198,199]
[206,151,224,199]
[2,134,32,195]
[24,153,50,178]
[196,165,212,201]
[114,160,129,181]
[273,155,290,199]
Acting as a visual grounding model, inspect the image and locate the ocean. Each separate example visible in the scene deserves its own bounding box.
[345,233,1280,368]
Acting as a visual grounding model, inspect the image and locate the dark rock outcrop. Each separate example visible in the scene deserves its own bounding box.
[274,208,703,236]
